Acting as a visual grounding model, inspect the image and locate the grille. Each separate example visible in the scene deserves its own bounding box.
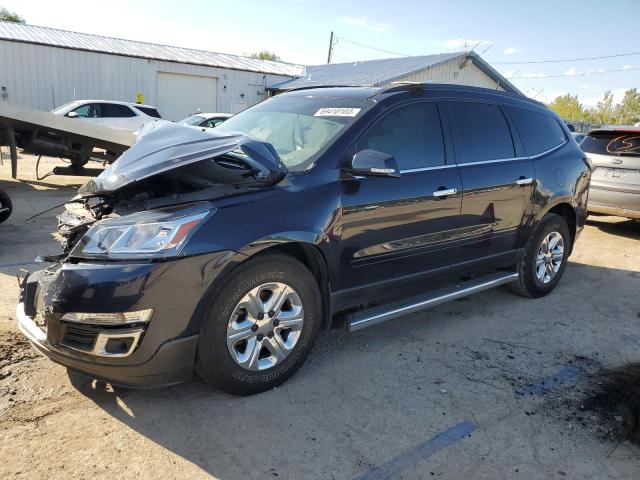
[61,323,99,351]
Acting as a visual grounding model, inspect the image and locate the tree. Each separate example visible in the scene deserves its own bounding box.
[548,94,584,121]
[0,7,25,23]
[594,90,615,125]
[249,50,281,62]
[615,88,640,125]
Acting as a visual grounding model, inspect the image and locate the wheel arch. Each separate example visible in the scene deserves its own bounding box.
[536,198,578,253]
[218,233,334,330]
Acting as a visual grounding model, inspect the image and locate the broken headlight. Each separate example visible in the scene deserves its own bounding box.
[70,203,215,259]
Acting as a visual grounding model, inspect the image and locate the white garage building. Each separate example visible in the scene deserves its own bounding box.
[0,21,521,121]
[0,21,302,120]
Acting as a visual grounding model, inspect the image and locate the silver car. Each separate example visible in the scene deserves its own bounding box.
[582,128,640,219]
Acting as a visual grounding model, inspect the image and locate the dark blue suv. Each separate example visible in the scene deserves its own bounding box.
[17,84,591,395]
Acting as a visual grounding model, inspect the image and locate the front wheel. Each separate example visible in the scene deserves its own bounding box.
[196,253,322,395]
[510,213,571,298]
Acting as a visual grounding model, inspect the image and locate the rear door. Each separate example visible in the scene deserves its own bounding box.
[581,130,640,214]
[447,100,536,265]
[338,101,462,293]
[97,103,142,131]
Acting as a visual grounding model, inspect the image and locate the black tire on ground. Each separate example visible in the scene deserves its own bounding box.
[196,252,322,395]
[0,189,12,224]
[509,213,572,298]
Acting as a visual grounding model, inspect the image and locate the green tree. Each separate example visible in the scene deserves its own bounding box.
[615,88,640,125]
[548,94,584,121]
[0,6,25,23]
[594,90,615,125]
[249,50,281,62]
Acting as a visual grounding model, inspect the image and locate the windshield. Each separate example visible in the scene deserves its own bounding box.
[582,132,640,157]
[213,94,373,171]
[179,114,207,126]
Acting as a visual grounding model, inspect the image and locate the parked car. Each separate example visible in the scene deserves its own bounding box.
[581,127,640,220]
[17,84,590,395]
[178,112,232,129]
[0,188,11,223]
[52,100,162,132]
[572,132,586,144]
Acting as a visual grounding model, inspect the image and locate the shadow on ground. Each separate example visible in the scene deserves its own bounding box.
[65,257,640,479]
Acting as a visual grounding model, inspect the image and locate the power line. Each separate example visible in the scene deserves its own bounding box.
[495,51,640,64]
[333,35,411,58]
[508,65,640,79]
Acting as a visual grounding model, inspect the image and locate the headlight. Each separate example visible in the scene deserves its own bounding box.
[71,203,214,259]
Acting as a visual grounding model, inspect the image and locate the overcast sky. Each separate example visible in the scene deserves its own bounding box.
[3,0,638,106]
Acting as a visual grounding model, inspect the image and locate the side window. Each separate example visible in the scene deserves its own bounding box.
[356,102,445,170]
[203,118,226,128]
[450,102,515,163]
[71,103,100,118]
[507,106,567,155]
[100,103,137,118]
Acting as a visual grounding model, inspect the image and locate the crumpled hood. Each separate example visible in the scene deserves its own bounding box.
[78,121,288,196]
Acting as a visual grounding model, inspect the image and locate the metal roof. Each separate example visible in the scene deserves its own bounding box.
[0,21,303,76]
[270,51,522,94]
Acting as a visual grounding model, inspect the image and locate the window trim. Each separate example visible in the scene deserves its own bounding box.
[345,99,450,172]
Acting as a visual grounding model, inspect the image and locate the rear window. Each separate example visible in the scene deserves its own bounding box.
[450,102,515,163]
[581,132,640,157]
[133,106,162,118]
[508,106,567,155]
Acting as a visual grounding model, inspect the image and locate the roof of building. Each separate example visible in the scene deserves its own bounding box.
[269,51,522,94]
[0,21,304,76]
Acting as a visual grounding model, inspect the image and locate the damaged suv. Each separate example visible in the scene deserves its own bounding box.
[17,85,590,395]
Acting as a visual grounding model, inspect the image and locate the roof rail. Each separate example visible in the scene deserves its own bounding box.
[269,84,364,93]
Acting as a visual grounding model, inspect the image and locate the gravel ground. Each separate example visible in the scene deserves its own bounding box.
[1,152,639,479]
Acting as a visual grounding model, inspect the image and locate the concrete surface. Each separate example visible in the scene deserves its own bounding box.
[1,152,639,479]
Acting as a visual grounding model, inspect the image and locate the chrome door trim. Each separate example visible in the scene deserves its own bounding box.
[387,140,568,175]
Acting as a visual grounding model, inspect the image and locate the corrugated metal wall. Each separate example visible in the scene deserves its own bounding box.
[395,59,505,91]
[0,40,292,113]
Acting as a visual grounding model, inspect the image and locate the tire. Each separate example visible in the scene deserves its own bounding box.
[0,189,12,224]
[509,213,571,298]
[196,253,322,395]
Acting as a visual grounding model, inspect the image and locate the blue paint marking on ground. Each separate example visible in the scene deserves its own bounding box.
[355,421,477,480]
[518,365,582,396]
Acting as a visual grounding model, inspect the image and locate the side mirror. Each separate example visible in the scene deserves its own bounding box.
[343,149,400,178]
[66,111,79,118]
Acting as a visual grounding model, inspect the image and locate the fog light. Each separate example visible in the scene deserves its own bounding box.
[62,309,153,325]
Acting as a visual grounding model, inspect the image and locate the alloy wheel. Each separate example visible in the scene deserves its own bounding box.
[226,282,304,371]
[535,231,564,284]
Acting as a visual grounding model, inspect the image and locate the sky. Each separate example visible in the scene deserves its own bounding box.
[2,0,638,107]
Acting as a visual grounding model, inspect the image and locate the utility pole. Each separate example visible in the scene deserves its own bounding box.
[327,31,334,64]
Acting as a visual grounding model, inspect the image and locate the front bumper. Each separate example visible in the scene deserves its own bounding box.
[16,250,237,388]
[16,302,198,387]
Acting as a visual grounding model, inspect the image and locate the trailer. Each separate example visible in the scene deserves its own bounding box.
[0,102,135,179]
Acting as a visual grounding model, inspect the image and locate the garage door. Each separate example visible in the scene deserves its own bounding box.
[156,72,217,121]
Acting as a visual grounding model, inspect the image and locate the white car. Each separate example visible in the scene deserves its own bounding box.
[178,112,232,130]
[52,100,162,132]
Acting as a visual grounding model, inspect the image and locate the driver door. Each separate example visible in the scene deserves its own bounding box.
[337,101,462,299]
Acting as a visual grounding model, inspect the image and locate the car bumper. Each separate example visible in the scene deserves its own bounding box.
[16,250,238,388]
[588,186,640,219]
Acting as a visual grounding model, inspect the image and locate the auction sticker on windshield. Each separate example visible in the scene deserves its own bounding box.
[314,107,361,117]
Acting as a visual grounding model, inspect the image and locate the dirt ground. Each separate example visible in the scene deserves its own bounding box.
[1,151,640,479]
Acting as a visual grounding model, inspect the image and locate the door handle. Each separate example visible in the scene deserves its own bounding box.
[516,177,534,186]
[433,188,457,197]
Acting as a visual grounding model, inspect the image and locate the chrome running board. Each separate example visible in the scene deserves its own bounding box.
[347,271,519,332]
